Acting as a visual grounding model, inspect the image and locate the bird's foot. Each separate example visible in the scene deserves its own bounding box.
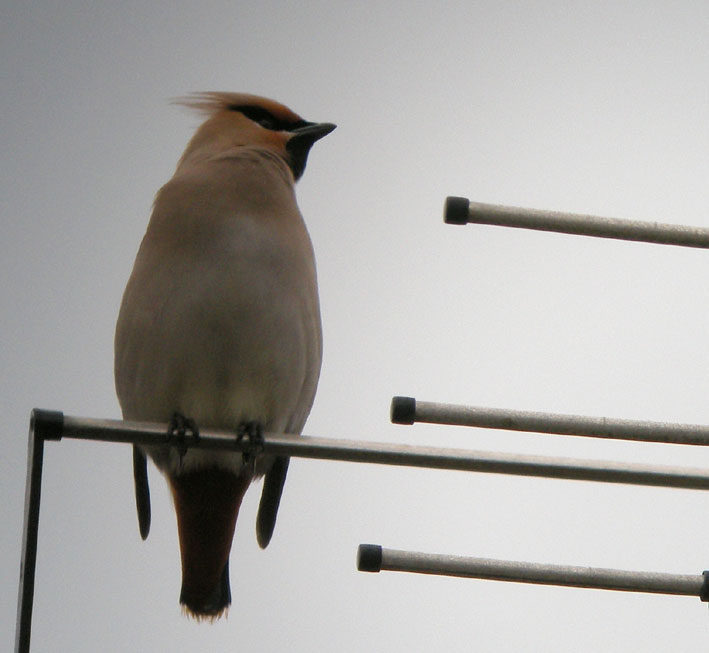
[167,412,200,461]
[236,420,264,472]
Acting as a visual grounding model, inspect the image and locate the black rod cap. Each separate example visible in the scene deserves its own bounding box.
[700,571,709,602]
[30,409,64,441]
[391,396,416,425]
[357,544,383,572]
[444,196,470,225]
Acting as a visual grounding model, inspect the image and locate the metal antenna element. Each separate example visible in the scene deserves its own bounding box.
[27,410,709,488]
[391,396,709,446]
[444,196,709,248]
[357,545,709,601]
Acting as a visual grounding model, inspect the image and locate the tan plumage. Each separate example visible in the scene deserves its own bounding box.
[114,92,334,618]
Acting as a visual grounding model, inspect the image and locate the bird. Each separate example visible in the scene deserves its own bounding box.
[114,92,334,619]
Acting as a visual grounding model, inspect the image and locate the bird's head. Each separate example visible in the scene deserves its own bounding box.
[175,92,336,180]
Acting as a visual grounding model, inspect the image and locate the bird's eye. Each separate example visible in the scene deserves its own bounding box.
[230,105,281,131]
[257,117,276,130]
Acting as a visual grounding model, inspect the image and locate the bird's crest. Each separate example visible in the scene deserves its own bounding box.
[175,92,304,124]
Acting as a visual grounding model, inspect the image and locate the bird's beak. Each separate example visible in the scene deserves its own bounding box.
[286,122,336,180]
[291,122,337,143]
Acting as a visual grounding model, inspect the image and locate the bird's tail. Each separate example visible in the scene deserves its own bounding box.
[169,467,251,619]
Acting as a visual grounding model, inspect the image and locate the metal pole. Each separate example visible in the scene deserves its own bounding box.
[391,396,709,446]
[29,410,709,490]
[357,545,709,600]
[444,196,709,248]
[15,410,63,653]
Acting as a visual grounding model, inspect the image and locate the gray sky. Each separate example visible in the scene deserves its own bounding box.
[3,1,709,651]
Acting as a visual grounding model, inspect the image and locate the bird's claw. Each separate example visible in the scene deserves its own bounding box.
[167,412,200,461]
[236,421,264,472]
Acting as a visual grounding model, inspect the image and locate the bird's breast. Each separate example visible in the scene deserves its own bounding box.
[115,162,322,474]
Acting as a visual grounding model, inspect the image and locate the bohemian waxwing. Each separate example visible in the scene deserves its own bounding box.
[114,92,334,618]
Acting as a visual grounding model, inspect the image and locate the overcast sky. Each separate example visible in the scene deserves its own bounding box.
[3,2,709,651]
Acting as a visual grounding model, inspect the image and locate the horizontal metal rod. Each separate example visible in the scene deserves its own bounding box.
[444,196,709,248]
[357,545,709,599]
[391,397,709,446]
[31,409,709,491]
